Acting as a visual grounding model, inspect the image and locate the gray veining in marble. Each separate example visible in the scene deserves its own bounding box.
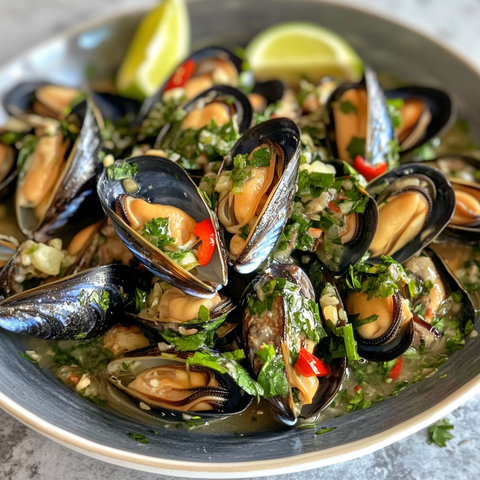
[1,0,480,479]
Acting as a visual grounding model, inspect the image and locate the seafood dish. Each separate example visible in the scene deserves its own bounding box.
[1,7,479,437]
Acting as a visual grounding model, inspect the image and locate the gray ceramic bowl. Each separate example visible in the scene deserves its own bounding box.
[0,1,480,477]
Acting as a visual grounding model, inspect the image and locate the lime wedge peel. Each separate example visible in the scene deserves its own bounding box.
[116,0,190,100]
[245,22,363,85]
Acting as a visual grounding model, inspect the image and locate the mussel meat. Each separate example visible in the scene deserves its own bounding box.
[367,164,455,263]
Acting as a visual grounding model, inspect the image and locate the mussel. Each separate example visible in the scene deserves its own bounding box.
[366,164,455,263]
[0,265,147,339]
[3,81,141,124]
[107,345,251,421]
[138,46,243,123]
[97,155,228,298]
[300,160,378,275]
[345,290,414,362]
[385,86,454,154]
[326,66,394,167]
[404,248,475,345]
[155,85,253,170]
[131,279,234,336]
[216,118,301,274]
[243,264,344,425]
[15,100,104,242]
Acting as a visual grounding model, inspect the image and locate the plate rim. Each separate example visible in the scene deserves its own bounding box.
[1,0,480,476]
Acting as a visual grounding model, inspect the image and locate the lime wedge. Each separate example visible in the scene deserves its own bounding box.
[245,22,363,86]
[116,0,190,100]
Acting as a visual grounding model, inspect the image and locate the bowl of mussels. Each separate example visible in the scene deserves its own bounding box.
[0,0,480,477]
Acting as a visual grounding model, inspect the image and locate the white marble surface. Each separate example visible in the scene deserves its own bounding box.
[1,1,480,479]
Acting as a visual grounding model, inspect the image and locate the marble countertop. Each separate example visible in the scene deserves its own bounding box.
[1,1,480,479]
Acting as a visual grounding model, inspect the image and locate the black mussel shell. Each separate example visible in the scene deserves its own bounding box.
[107,345,251,421]
[385,86,454,154]
[251,80,285,106]
[3,81,141,123]
[366,164,455,264]
[0,265,148,339]
[97,155,228,298]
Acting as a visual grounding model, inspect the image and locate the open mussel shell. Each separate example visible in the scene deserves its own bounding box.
[131,292,235,335]
[250,80,285,110]
[0,265,147,340]
[97,155,228,298]
[366,164,455,264]
[218,118,301,274]
[317,161,378,275]
[156,85,253,148]
[15,100,104,242]
[385,86,454,154]
[326,66,394,166]
[350,291,414,362]
[137,46,243,124]
[3,81,141,123]
[107,345,251,421]
[243,264,340,425]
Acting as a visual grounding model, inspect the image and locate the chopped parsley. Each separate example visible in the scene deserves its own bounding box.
[427,418,454,447]
[107,160,138,180]
[128,433,150,444]
[386,98,404,130]
[142,217,175,250]
[20,352,41,368]
[345,255,413,300]
[346,136,366,160]
[186,350,264,400]
[316,427,336,435]
[160,316,226,351]
[78,289,110,312]
[256,344,289,398]
[340,100,357,114]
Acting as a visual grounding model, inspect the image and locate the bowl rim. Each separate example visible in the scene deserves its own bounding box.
[1,1,480,477]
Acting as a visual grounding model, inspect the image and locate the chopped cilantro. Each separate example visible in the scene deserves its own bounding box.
[107,161,138,180]
[386,98,404,130]
[427,418,454,447]
[350,313,379,330]
[239,224,250,241]
[20,352,41,368]
[251,147,271,167]
[128,433,150,444]
[186,350,264,400]
[256,344,289,398]
[451,291,463,303]
[316,427,336,435]
[340,100,357,114]
[142,217,175,250]
[346,136,366,160]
